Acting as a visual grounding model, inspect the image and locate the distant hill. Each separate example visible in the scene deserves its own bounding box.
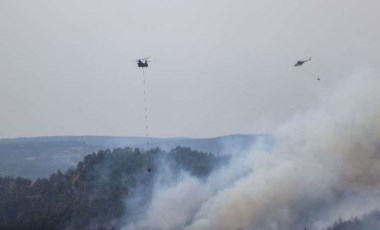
[0,134,271,179]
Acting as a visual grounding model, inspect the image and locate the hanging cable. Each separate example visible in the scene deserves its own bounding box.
[141,68,149,147]
[310,72,320,81]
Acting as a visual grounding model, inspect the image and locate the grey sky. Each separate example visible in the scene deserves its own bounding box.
[0,0,379,138]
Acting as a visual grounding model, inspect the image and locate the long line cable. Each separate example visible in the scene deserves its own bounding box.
[141,68,149,147]
[310,72,320,81]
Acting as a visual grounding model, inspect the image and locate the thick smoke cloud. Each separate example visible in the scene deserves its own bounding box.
[124,68,380,230]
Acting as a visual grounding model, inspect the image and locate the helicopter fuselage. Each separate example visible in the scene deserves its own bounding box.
[137,60,149,68]
[294,58,311,67]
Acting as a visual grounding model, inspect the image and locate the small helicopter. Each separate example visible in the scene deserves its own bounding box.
[136,57,151,68]
[294,57,312,67]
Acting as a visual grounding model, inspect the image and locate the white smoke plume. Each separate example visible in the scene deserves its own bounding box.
[124,67,380,230]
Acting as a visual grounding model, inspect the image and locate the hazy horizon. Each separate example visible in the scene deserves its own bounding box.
[0,133,264,141]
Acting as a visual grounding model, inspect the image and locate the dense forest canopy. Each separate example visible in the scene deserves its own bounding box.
[327,211,380,230]
[0,147,227,230]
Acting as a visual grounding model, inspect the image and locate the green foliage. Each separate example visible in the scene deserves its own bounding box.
[0,147,225,230]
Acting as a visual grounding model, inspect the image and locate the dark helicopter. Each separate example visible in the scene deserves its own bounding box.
[294,57,312,67]
[136,57,151,68]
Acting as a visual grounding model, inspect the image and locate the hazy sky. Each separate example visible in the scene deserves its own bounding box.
[0,0,379,138]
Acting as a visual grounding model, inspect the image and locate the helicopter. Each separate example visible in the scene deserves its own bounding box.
[294,57,312,67]
[136,57,151,68]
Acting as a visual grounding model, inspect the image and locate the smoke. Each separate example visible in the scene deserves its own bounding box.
[123,67,380,230]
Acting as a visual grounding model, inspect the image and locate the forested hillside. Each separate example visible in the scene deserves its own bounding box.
[0,135,264,179]
[327,210,380,230]
[0,147,226,230]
